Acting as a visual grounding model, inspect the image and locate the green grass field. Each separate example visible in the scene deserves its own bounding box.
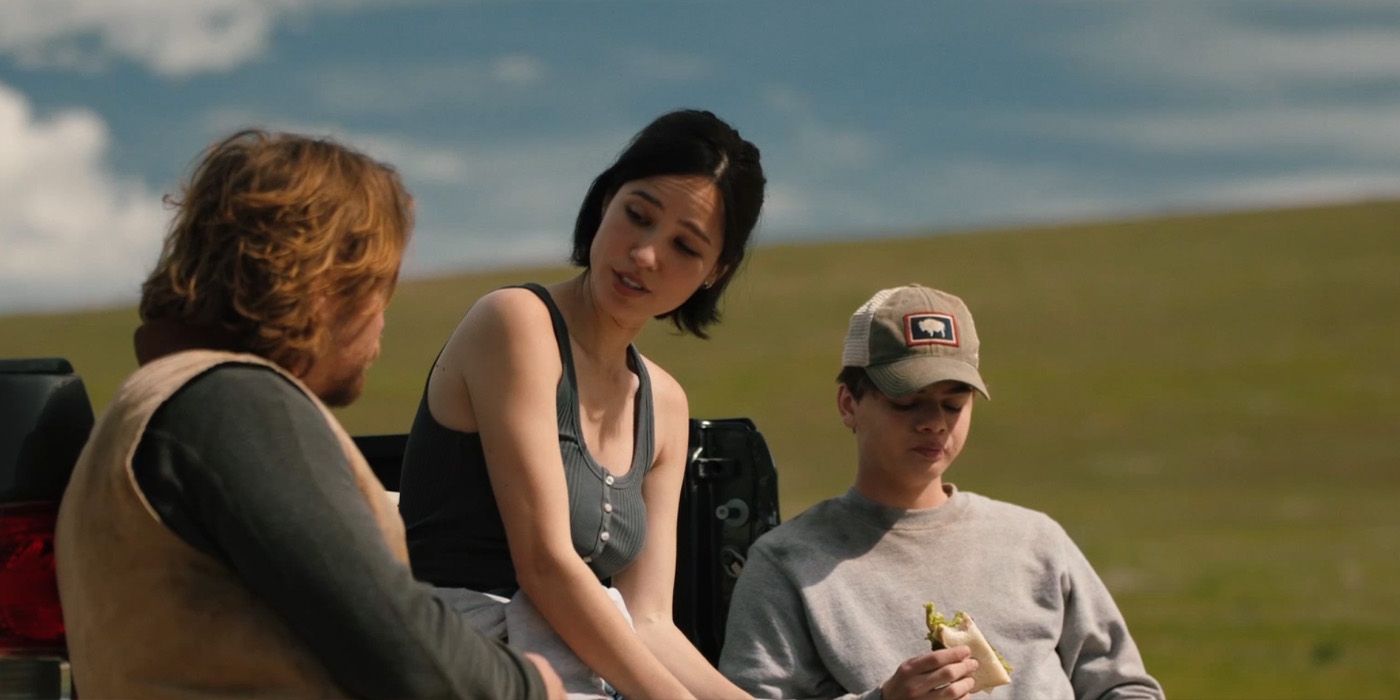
[4,201,1397,698]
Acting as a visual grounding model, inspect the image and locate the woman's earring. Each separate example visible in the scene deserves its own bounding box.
[703,279,714,289]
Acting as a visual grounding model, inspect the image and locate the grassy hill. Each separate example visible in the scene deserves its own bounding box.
[5,201,1398,698]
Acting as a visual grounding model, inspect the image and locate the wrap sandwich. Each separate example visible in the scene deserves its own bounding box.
[924,602,1013,692]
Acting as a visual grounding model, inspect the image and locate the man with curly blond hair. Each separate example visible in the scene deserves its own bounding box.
[55,130,562,699]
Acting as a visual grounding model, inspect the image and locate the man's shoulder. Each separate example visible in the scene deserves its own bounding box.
[151,361,322,440]
[171,362,310,408]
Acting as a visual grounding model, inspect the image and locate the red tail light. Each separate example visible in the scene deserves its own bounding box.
[0,502,66,654]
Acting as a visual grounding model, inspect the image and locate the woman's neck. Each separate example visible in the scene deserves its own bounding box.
[550,272,642,370]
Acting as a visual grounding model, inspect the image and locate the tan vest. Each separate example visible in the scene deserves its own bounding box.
[56,350,408,698]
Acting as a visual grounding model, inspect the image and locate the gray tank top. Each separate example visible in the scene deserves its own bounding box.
[399,283,655,592]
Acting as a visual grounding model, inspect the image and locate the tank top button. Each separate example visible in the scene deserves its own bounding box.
[600,531,611,542]
[604,474,615,486]
[603,503,613,513]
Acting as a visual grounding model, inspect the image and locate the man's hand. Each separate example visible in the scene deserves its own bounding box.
[880,645,979,700]
[524,652,567,700]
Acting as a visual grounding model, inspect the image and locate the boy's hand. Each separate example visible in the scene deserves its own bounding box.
[880,645,980,699]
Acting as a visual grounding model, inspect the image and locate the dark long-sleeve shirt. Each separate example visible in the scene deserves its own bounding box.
[131,364,544,699]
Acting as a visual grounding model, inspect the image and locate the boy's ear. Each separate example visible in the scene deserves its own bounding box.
[837,385,858,431]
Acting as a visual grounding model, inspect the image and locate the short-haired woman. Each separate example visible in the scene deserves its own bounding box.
[398,110,765,699]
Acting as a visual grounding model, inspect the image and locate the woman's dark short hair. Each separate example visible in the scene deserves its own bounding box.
[570,109,765,338]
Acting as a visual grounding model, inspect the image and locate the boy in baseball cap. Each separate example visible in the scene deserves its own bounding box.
[719,284,1162,699]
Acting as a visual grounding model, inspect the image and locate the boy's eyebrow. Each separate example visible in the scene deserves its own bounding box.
[629,188,714,245]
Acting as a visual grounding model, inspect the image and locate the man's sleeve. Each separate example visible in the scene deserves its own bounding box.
[719,544,876,700]
[133,365,544,699]
[1054,528,1165,700]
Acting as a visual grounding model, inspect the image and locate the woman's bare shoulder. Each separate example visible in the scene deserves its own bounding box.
[637,353,689,420]
[437,286,559,370]
[448,287,552,342]
[466,286,551,326]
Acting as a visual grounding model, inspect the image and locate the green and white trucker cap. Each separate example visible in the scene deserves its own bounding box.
[841,284,990,399]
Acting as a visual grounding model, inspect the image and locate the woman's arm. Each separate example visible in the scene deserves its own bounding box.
[612,362,750,699]
[450,288,692,700]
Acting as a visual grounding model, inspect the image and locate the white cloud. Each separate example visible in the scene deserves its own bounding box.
[0,0,314,76]
[1015,103,1400,160]
[202,108,481,186]
[754,183,816,236]
[617,48,710,82]
[1020,4,1400,209]
[393,132,625,276]
[307,54,550,115]
[491,54,546,86]
[757,153,1140,243]
[900,158,1400,230]
[356,134,470,186]
[199,107,627,275]
[762,84,882,170]
[889,157,1400,233]
[0,82,167,313]
[1175,170,1400,209]
[1071,3,1400,92]
[890,158,1140,230]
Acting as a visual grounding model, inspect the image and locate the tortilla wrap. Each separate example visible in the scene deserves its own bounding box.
[936,615,1012,691]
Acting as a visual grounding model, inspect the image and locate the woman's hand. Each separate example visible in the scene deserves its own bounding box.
[613,360,750,700]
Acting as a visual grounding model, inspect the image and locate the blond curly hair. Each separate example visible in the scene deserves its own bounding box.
[140,129,413,374]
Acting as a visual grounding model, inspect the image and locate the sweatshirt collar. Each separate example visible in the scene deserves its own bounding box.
[838,484,970,531]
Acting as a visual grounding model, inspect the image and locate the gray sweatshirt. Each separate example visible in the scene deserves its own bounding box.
[718,486,1163,700]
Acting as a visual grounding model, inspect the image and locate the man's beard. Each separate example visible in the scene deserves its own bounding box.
[317,368,367,407]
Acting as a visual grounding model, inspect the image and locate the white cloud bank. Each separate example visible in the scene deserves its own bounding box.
[0,82,167,312]
[200,106,626,276]
[1020,103,1400,161]
[0,0,421,76]
[308,54,550,115]
[1027,3,1400,212]
[1073,3,1400,92]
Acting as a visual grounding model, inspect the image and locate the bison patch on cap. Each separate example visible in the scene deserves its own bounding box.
[904,312,958,347]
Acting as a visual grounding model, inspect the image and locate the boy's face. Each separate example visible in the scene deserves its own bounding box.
[839,379,975,486]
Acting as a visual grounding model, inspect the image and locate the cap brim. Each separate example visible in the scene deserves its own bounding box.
[866,356,990,400]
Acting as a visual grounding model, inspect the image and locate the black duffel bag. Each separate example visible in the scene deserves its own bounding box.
[673,417,781,663]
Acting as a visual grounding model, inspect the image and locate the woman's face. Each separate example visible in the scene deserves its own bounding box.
[588,174,727,322]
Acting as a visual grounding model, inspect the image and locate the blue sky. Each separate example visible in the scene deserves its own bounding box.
[3,1,1399,313]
